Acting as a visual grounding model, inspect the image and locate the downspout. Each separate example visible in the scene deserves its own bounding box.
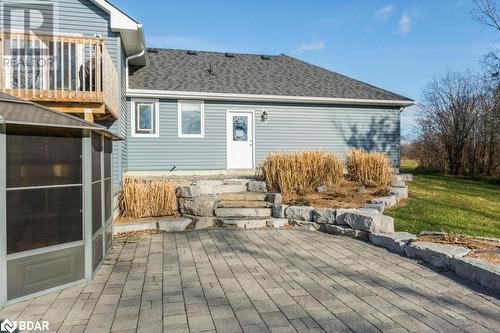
[125,50,145,90]
[125,25,146,90]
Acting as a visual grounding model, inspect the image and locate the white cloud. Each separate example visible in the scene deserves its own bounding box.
[374,5,395,21]
[398,12,412,35]
[292,41,325,54]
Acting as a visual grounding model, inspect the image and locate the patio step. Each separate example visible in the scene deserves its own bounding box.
[218,200,272,208]
[217,192,268,201]
[214,207,272,218]
[216,217,268,229]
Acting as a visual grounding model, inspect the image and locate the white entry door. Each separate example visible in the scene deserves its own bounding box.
[227,111,254,169]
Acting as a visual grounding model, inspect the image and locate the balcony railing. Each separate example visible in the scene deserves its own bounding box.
[0,32,118,118]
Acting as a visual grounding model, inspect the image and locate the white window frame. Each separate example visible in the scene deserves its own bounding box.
[131,99,159,138]
[178,100,205,138]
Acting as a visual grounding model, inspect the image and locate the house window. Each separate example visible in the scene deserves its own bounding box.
[178,100,204,138]
[131,99,159,137]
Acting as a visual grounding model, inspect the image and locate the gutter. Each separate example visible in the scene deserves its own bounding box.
[125,47,145,90]
[126,89,416,107]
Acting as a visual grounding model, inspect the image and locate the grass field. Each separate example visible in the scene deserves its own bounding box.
[385,160,500,238]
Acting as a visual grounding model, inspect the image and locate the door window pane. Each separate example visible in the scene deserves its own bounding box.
[7,186,83,254]
[6,126,82,188]
[233,116,248,141]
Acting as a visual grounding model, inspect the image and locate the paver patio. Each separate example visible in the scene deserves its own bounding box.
[1,229,499,333]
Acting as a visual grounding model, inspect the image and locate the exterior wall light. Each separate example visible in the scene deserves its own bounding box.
[261,110,268,122]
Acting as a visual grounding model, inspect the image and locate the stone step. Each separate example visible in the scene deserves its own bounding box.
[214,207,272,218]
[216,217,268,229]
[217,200,272,208]
[218,192,268,201]
[197,183,248,195]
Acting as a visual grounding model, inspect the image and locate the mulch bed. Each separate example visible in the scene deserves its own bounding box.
[283,180,389,208]
[418,234,500,264]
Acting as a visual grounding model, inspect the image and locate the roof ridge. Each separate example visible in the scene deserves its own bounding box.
[146,47,278,58]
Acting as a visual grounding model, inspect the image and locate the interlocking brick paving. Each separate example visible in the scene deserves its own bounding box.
[1,229,499,332]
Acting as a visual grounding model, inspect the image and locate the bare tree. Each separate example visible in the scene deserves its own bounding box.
[473,0,500,32]
[416,70,500,178]
[418,72,481,175]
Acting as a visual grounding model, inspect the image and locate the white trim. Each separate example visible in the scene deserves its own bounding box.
[130,99,159,138]
[91,0,139,31]
[127,89,415,107]
[89,0,145,63]
[177,100,205,138]
[226,109,255,169]
[6,241,85,261]
[6,183,82,191]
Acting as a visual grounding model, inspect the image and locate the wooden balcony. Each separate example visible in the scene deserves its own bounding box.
[0,32,118,121]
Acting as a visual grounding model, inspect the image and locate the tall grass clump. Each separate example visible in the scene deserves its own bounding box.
[256,151,343,194]
[346,148,392,186]
[119,176,178,218]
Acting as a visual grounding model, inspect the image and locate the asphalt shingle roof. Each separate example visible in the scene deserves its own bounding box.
[129,49,413,103]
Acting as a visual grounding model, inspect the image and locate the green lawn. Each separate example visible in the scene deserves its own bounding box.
[385,160,500,238]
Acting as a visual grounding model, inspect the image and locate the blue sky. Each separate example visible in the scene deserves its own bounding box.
[113,0,498,140]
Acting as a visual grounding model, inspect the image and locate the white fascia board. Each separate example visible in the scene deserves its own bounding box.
[91,0,138,30]
[126,89,416,107]
[91,0,145,59]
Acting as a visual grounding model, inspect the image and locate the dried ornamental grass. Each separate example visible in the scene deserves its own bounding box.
[346,148,392,186]
[119,176,178,218]
[256,151,344,195]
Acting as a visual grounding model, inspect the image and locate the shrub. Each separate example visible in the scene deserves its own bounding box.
[346,149,392,186]
[119,176,178,218]
[256,151,344,195]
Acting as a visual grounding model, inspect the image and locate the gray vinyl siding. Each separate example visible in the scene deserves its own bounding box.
[127,100,226,171]
[253,104,401,167]
[126,100,401,171]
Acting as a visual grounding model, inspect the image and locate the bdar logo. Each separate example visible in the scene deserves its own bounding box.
[0,319,17,333]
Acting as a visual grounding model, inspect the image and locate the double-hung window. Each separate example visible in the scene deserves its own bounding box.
[131,99,159,137]
[178,100,204,138]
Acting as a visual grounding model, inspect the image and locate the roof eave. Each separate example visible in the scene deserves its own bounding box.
[126,89,415,107]
[91,0,146,65]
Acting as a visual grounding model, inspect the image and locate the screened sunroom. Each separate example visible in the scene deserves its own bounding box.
[0,92,121,306]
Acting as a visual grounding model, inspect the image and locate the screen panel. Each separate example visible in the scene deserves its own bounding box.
[104,137,112,179]
[6,126,82,188]
[6,186,83,254]
[92,134,102,182]
[104,179,111,221]
[93,234,103,271]
[92,182,102,234]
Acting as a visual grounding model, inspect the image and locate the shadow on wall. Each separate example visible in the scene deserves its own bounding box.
[333,115,400,166]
